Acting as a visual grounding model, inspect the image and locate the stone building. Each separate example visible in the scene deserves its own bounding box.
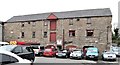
[4,8,112,51]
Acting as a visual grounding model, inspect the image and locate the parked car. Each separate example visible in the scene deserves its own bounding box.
[110,46,120,57]
[56,49,70,58]
[0,45,35,62]
[43,48,57,57]
[70,49,83,59]
[102,51,116,61]
[0,49,31,65]
[0,42,9,47]
[82,46,94,57]
[31,45,45,56]
[85,47,99,60]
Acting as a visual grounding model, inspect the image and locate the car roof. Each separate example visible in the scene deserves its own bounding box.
[0,45,17,51]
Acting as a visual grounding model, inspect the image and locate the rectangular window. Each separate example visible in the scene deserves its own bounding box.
[87,18,91,24]
[28,22,30,24]
[32,32,35,38]
[77,18,80,21]
[21,32,24,38]
[44,32,47,38]
[32,21,36,27]
[21,23,24,27]
[69,19,73,25]
[86,30,94,37]
[44,21,48,26]
[50,20,56,30]
[69,30,75,37]
[50,32,56,42]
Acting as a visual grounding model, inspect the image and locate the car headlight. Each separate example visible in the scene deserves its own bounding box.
[56,53,58,55]
[70,54,72,56]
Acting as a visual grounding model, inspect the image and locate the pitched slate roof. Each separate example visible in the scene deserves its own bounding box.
[6,8,112,22]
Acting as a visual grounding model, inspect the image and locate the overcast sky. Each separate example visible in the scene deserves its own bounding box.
[0,0,119,28]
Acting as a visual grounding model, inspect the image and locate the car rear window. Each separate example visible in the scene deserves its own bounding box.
[40,47,44,50]
[25,47,34,52]
[73,51,81,53]
[31,46,39,49]
[44,49,51,52]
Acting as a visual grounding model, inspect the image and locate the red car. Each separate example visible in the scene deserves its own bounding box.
[43,48,57,57]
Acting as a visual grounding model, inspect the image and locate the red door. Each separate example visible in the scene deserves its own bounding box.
[50,32,56,42]
[50,20,56,30]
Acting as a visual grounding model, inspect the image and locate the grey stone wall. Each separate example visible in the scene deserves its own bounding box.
[4,16,112,51]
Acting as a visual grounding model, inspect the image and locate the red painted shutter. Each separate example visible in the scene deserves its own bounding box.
[50,32,56,42]
[50,20,56,30]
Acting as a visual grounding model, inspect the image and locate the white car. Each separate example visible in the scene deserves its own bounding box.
[102,51,116,61]
[70,49,83,59]
[110,47,120,56]
[0,49,32,65]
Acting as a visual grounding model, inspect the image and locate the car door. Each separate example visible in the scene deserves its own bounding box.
[22,46,35,61]
[0,53,19,65]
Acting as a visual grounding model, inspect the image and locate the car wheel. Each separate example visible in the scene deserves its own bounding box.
[30,59,34,63]
[70,56,72,59]
[65,55,68,58]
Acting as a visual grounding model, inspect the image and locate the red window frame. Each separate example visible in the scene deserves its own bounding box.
[50,32,56,42]
[50,20,56,30]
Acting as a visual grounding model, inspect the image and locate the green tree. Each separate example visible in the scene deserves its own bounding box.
[112,28,120,46]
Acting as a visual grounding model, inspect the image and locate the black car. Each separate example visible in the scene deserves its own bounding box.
[0,45,35,62]
[56,49,70,58]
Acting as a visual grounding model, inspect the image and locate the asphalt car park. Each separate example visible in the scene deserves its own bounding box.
[34,56,119,63]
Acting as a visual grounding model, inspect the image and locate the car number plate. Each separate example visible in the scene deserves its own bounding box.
[90,56,94,58]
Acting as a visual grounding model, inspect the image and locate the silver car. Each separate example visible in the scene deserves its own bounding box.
[102,51,116,61]
[70,49,83,59]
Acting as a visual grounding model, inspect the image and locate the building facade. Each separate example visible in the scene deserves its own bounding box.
[118,2,120,34]
[4,8,112,51]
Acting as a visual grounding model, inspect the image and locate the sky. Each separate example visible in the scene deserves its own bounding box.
[0,0,119,28]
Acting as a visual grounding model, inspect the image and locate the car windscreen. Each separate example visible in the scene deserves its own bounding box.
[87,49,98,53]
[40,46,44,50]
[105,52,115,54]
[44,49,51,52]
[73,51,81,53]
[31,46,39,49]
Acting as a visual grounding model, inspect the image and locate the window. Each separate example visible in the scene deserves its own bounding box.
[87,18,91,24]
[77,18,80,21]
[44,32,47,38]
[44,21,48,26]
[28,22,30,24]
[0,54,18,64]
[86,30,94,37]
[21,22,24,27]
[69,30,75,37]
[13,46,22,54]
[21,32,24,38]
[50,20,56,30]
[23,47,33,53]
[69,19,73,25]
[32,32,35,38]
[32,21,36,26]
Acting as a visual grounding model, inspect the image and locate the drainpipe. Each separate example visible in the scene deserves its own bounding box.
[63,29,64,49]
[1,22,4,42]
